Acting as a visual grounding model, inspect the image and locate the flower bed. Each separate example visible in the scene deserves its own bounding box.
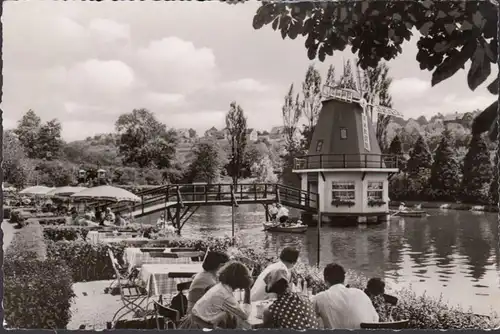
[4,222,75,329]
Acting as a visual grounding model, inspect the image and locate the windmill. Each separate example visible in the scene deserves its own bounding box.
[321,70,403,152]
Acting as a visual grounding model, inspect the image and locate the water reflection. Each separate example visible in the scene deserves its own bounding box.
[145,206,499,314]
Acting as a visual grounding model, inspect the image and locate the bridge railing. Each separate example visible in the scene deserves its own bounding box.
[277,184,319,210]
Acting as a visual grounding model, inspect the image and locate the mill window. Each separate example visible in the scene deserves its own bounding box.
[340,127,348,140]
[332,181,355,200]
[367,181,383,200]
[316,140,323,152]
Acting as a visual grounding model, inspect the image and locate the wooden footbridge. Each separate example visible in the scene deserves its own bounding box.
[111,183,319,233]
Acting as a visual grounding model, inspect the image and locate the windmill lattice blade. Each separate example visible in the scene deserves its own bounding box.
[371,105,403,118]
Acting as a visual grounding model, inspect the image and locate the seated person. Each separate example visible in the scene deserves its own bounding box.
[102,207,115,226]
[364,278,397,322]
[182,261,253,329]
[156,213,166,228]
[276,204,289,224]
[115,212,128,227]
[398,202,406,211]
[187,251,230,313]
[165,221,177,234]
[269,204,279,222]
[262,269,318,329]
[251,247,299,301]
[312,263,379,329]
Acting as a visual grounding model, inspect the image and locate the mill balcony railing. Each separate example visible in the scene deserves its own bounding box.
[293,153,400,170]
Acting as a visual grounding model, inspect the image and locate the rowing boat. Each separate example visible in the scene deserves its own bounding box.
[263,222,308,233]
[390,210,427,218]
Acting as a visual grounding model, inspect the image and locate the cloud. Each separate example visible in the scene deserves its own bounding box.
[136,37,217,93]
[142,92,187,108]
[66,59,135,105]
[62,121,115,142]
[89,18,130,43]
[219,78,271,93]
[390,77,430,100]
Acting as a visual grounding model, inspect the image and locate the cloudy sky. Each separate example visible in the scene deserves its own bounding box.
[3,1,497,141]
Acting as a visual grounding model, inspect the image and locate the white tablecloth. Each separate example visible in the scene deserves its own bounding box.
[124,247,193,270]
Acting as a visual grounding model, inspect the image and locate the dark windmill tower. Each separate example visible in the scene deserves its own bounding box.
[293,80,403,225]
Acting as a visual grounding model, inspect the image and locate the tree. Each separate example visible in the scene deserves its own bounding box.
[324,64,336,88]
[225,102,248,186]
[387,135,407,172]
[427,129,461,201]
[115,108,177,168]
[14,109,41,158]
[37,119,63,160]
[3,131,33,188]
[407,135,433,175]
[338,60,357,90]
[251,155,278,183]
[489,152,498,205]
[188,141,222,183]
[461,135,492,203]
[282,84,302,153]
[35,161,74,187]
[406,136,432,199]
[301,64,322,148]
[188,128,197,138]
[253,1,498,140]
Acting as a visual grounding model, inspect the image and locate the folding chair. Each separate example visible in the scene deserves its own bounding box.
[172,281,192,318]
[108,249,150,327]
[360,319,409,329]
[105,247,139,294]
[153,297,180,329]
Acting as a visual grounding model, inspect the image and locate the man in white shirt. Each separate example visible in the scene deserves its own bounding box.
[312,263,379,329]
[250,247,299,301]
[269,204,279,222]
[276,204,290,224]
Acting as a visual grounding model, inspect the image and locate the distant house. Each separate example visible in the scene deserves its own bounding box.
[246,128,258,142]
[270,126,286,140]
[176,128,190,140]
[443,112,474,128]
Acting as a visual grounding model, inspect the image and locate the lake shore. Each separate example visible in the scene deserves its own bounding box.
[389,201,499,213]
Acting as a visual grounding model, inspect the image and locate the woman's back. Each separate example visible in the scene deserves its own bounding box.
[268,292,318,330]
[187,271,217,313]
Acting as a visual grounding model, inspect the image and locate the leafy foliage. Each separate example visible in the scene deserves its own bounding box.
[13,109,41,158]
[407,135,433,174]
[427,129,461,201]
[251,155,278,183]
[489,152,499,205]
[461,135,492,203]
[387,135,407,171]
[115,108,178,169]
[188,140,223,183]
[3,130,33,188]
[225,102,248,185]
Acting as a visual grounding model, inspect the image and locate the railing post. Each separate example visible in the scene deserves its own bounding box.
[343,154,346,168]
[205,185,208,203]
[365,154,368,168]
[264,184,267,199]
[380,155,383,168]
[319,155,323,169]
[254,184,257,201]
[141,195,144,215]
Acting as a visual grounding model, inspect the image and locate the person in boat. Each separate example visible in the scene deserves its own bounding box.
[398,202,407,212]
[165,220,177,234]
[269,204,279,222]
[276,204,290,226]
[251,247,299,301]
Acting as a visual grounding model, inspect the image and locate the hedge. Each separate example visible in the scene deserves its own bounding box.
[43,226,91,242]
[4,222,75,329]
[41,231,498,329]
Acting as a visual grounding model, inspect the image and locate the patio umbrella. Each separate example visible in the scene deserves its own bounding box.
[71,185,141,203]
[19,185,54,196]
[47,186,88,197]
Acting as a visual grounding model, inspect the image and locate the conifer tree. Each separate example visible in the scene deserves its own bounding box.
[428,129,460,201]
[387,135,407,172]
[406,135,432,199]
[461,135,492,204]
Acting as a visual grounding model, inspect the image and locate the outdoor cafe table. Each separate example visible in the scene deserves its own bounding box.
[124,247,195,270]
[139,263,203,297]
[99,237,150,246]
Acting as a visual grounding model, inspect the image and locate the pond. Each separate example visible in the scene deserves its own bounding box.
[141,206,500,316]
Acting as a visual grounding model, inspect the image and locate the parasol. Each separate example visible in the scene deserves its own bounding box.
[19,185,54,196]
[70,185,141,203]
[47,186,88,197]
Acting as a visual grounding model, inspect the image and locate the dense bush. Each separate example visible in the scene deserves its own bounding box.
[9,210,26,224]
[46,240,126,282]
[43,226,90,241]
[4,222,75,329]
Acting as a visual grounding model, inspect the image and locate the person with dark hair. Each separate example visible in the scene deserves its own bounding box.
[186,251,230,313]
[262,269,318,329]
[312,263,378,329]
[188,261,253,329]
[251,247,300,301]
[365,278,396,322]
